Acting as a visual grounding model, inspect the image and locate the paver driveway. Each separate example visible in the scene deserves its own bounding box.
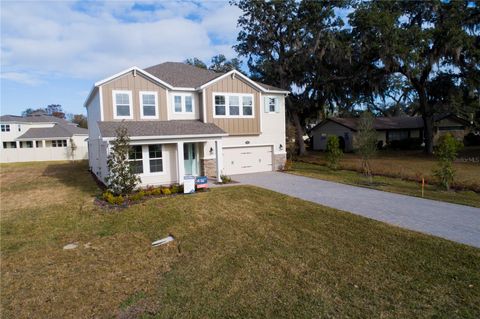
[234,172,480,248]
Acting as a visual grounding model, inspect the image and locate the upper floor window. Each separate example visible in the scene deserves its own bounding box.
[1,124,10,132]
[113,90,133,119]
[213,93,254,118]
[139,91,158,119]
[173,94,194,113]
[264,96,279,113]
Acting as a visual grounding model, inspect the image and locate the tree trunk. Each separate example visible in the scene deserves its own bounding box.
[423,114,434,154]
[291,110,306,156]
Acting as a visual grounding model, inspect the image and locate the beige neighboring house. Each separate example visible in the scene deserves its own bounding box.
[0,113,88,163]
[311,114,469,152]
[85,62,289,187]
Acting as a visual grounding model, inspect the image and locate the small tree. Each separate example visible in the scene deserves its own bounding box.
[433,134,463,191]
[326,135,343,170]
[105,126,141,195]
[357,112,377,181]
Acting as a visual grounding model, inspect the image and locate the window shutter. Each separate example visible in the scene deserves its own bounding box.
[264,96,270,113]
[275,97,280,113]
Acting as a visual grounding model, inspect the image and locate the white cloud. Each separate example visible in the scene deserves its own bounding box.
[0,0,242,85]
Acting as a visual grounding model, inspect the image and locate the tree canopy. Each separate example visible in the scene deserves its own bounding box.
[232,0,479,154]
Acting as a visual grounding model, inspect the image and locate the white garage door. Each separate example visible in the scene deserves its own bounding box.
[223,146,273,175]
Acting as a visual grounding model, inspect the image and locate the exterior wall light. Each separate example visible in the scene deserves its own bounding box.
[279,144,283,151]
[209,147,214,155]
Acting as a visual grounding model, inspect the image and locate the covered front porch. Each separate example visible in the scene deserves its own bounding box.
[98,120,227,187]
[123,137,224,187]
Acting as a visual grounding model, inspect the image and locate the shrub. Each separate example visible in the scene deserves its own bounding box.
[161,188,172,195]
[129,190,145,201]
[433,133,463,190]
[151,188,162,195]
[170,184,183,194]
[221,174,232,184]
[102,191,124,205]
[325,135,343,170]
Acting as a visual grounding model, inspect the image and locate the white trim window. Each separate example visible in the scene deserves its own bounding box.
[148,145,163,173]
[213,93,255,118]
[1,124,10,132]
[264,96,280,113]
[172,93,194,113]
[113,90,133,119]
[52,140,67,147]
[128,145,143,174]
[139,91,158,119]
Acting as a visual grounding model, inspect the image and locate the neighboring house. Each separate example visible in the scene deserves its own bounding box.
[85,62,288,187]
[311,114,469,152]
[0,113,88,163]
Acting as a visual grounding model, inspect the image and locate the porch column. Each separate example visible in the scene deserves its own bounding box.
[42,140,46,148]
[215,139,223,183]
[177,141,185,184]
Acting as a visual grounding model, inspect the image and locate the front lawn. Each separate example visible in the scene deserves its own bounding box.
[1,161,479,318]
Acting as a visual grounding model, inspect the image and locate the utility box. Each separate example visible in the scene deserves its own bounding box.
[184,175,195,194]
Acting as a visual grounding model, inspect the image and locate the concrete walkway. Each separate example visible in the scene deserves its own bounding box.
[233,172,480,248]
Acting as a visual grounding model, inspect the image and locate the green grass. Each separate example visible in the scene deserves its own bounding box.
[1,161,480,318]
[290,161,480,208]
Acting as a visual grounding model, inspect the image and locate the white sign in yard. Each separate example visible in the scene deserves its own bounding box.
[184,175,195,194]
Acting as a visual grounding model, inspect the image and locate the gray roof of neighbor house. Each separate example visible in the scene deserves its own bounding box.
[16,124,88,140]
[313,114,468,132]
[0,114,74,126]
[143,62,286,91]
[1,114,88,140]
[98,120,226,138]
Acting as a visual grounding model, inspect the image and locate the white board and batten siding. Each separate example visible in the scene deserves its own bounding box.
[222,145,273,175]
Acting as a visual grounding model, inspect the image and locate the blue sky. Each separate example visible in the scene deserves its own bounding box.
[0,0,242,116]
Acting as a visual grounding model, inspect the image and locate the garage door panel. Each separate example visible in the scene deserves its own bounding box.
[223,146,273,175]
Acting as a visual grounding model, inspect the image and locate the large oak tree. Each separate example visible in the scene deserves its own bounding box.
[349,0,479,153]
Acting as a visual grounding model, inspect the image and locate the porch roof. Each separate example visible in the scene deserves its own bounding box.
[98,120,226,139]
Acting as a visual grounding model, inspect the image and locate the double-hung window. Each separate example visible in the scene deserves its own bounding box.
[1,124,10,132]
[113,90,133,119]
[140,91,158,119]
[173,94,194,113]
[128,145,143,174]
[148,145,163,173]
[214,94,254,117]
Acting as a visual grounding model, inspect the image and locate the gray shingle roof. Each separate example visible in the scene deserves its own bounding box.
[143,62,286,91]
[16,123,87,139]
[0,114,72,125]
[98,120,226,138]
[144,62,223,88]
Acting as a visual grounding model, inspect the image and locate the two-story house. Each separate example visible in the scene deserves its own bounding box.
[0,112,88,163]
[85,62,288,186]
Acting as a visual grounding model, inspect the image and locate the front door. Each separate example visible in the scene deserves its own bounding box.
[184,143,198,176]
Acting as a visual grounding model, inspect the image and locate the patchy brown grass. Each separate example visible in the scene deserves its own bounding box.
[1,161,480,318]
[299,149,480,192]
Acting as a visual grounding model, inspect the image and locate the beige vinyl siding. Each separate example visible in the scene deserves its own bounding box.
[101,71,168,121]
[204,76,261,135]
